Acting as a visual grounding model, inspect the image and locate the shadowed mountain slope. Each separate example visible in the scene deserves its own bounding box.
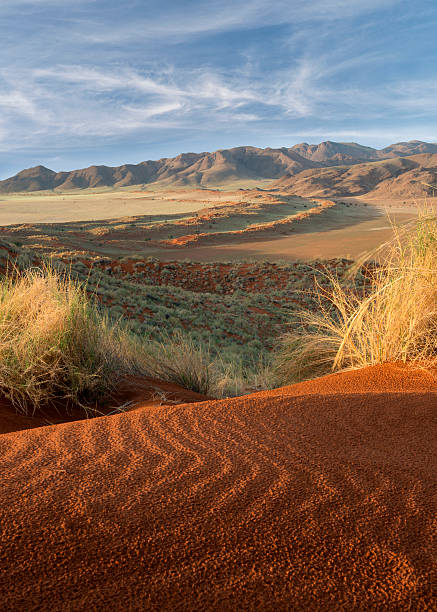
[2,140,437,193]
[275,153,437,198]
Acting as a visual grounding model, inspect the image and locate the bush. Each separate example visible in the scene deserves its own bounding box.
[0,266,147,414]
[144,330,277,398]
[275,209,437,383]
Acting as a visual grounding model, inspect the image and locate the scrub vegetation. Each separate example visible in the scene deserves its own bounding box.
[3,207,433,412]
[275,210,437,383]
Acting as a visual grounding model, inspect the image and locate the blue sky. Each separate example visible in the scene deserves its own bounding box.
[0,0,436,178]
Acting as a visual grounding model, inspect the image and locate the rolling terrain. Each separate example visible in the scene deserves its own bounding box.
[275,153,437,198]
[0,237,359,372]
[0,187,419,265]
[0,189,383,257]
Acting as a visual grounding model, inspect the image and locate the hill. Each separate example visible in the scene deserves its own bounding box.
[275,153,437,198]
[2,140,437,193]
[291,140,381,163]
[380,139,437,157]
[0,364,435,609]
[0,147,321,193]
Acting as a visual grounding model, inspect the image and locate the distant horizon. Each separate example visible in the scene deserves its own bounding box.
[3,138,437,180]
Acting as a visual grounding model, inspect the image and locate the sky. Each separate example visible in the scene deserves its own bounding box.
[0,0,436,178]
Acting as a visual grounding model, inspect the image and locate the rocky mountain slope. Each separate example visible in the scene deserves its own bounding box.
[0,147,321,192]
[274,153,437,198]
[2,140,437,193]
[291,139,437,164]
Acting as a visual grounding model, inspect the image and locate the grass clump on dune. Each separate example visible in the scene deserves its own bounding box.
[144,331,276,398]
[0,264,258,412]
[275,209,437,383]
[0,266,146,414]
[145,331,216,396]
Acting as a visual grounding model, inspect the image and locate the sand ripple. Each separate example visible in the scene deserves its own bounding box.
[0,365,436,610]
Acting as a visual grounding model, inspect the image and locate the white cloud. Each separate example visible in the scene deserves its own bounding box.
[0,56,436,155]
[77,0,401,45]
[0,91,39,119]
[35,63,318,117]
[121,102,184,125]
[35,66,184,97]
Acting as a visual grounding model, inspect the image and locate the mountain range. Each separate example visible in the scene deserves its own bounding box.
[1,140,437,197]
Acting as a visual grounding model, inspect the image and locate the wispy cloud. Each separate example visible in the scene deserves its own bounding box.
[1,56,435,154]
[0,64,272,151]
[0,0,435,173]
[0,91,39,119]
[77,0,402,45]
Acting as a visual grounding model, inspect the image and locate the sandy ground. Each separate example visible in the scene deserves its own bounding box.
[147,205,418,262]
[0,363,435,610]
[0,188,246,224]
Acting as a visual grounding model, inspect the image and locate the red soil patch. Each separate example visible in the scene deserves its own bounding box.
[93,258,352,297]
[160,199,337,248]
[0,364,435,609]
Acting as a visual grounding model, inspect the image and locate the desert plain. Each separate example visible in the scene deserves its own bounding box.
[0,184,419,261]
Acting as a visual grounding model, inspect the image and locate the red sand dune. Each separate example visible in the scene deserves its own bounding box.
[0,364,436,610]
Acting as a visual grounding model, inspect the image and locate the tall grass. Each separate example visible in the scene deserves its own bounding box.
[144,330,276,397]
[144,331,216,396]
[275,209,437,383]
[0,266,147,414]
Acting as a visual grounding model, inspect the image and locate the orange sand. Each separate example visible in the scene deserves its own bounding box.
[0,364,436,610]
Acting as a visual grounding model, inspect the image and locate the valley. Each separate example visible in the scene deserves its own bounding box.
[0,140,432,264]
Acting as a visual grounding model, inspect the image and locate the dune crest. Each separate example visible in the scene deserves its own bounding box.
[0,364,435,610]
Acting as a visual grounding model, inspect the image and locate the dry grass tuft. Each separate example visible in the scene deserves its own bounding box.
[275,207,437,383]
[144,331,216,396]
[144,332,276,398]
[0,266,146,414]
